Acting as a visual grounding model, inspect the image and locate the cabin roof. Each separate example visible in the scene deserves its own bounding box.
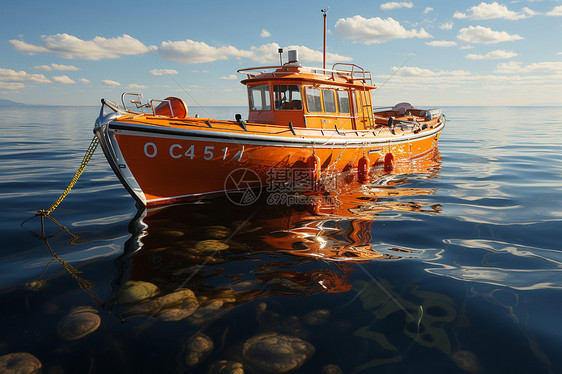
[238,63,377,90]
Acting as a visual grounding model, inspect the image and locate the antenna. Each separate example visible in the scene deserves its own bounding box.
[321,8,329,70]
[372,53,415,96]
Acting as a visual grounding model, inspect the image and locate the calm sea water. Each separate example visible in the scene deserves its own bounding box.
[0,105,561,373]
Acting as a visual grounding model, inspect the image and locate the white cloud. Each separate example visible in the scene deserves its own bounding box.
[392,66,471,77]
[127,83,147,90]
[33,65,52,71]
[496,61,562,74]
[78,78,90,84]
[546,6,562,16]
[260,29,271,38]
[52,75,75,84]
[8,40,48,55]
[52,63,79,71]
[286,45,352,63]
[425,40,458,47]
[10,34,155,60]
[466,49,518,60]
[460,45,475,50]
[334,15,432,44]
[11,33,351,67]
[158,39,252,64]
[220,74,238,80]
[150,68,178,76]
[34,63,79,71]
[102,79,121,87]
[374,72,562,105]
[457,26,523,44]
[423,7,434,14]
[247,42,352,64]
[453,2,535,20]
[0,68,51,83]
[380,2,413,10]
[0,82,24,90]
[440,22,454,30]
[247,43,282,63]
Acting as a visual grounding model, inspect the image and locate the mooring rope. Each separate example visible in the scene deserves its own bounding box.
[38,215,102,305]
[37,135,99,216]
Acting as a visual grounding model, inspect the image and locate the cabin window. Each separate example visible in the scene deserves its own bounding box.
[337,90,350,114]
[274,85,302,110]
[322,89,336,113]
[353,92,361,115]
[305,87,322,113]
[249,84,271,111]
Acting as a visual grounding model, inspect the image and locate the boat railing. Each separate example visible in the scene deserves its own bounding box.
[121,92,175,117]
[373,115,421,130]
[237,64,373,84]
[149,99,175,117]
[330,63,372,85]
[373,107,442,122]
[237,65,300,78]
[121,92,149,114]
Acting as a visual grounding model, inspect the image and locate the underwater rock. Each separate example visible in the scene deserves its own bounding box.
[203,226,232,239]
[208,360,244,374]
[256,304,308,338]
[194,240,229,252]
[277,316,308,338]
[24,280,46,292]
[303,309,330,326]
[125,288,199,321]
[0,352,42,374]
[188,300,225,326]
[43,302,59,314]
[158,308,196,322]
[452,350,481,373]
[118,280,159,304]
[243,332,314,373]
[231,280,259,291]
[321,364,343,374]
[163,230,185,237]
[256,302,267,313]
[185,333,214,366]
[57,306,101,341]
[214,289,237,304]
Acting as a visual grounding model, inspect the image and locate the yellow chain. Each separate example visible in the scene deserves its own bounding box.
[38,135,99,216]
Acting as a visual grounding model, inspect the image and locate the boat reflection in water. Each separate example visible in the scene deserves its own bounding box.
[108,149,442,321]
[35,148,485,374]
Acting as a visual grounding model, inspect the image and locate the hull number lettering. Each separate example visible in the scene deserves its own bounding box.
[144,142,157,158]
[145,142,243,161]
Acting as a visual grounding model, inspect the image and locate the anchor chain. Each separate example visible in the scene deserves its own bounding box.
[37,135,99,216]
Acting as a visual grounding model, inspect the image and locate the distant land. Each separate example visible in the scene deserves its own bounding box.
[0,99,28,107]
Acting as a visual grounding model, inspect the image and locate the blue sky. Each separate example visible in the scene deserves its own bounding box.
[1,0,561,106]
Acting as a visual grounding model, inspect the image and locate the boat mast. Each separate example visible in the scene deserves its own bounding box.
[321,8,329,70]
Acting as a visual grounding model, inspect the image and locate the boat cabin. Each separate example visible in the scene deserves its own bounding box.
[238,51,377,131]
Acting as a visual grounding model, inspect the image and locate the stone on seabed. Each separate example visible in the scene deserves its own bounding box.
[0,352,42,374]
[243,332,314,373]
[57,306,101,341]
[185,333,214,366]
[118,280,159,304]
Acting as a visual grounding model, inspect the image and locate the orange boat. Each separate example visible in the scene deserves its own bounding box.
[94,50,445,207]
